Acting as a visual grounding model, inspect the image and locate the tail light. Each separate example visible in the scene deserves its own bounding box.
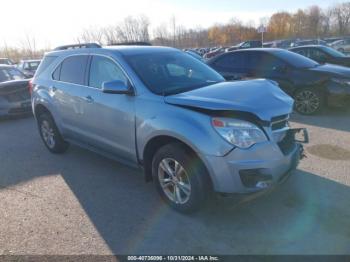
[28,80,33,95]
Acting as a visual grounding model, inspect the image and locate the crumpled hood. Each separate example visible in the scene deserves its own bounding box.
[310,64,350,78]
[164,79,294,121]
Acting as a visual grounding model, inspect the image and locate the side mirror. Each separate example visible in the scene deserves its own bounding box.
[102,80,133,95]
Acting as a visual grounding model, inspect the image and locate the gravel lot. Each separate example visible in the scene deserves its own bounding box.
[0,111,350,255]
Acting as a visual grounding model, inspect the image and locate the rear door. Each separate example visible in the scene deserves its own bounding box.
[82,55,137,163]
[51,55,90,141]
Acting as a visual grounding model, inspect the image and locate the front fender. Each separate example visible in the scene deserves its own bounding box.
[136,102,234,160]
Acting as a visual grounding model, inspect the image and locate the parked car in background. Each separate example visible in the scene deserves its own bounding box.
[0,58,14,65]
[330,39,350,53]
[323,37,343,45]
[263,42,274,48]
[271,39,296,49]
[0,65,31,117]
[226,40,262,52]
[203,47,227,59]
[207,48,350,115]
[290,45,350,67]
[31,43,307,212]
[185,50,205,62]
[17,59,41,78]
[291,39,327,48]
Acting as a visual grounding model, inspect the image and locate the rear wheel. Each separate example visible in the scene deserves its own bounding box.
[152,143,211,213]
[294,87,325,115]
[38,113,69,153]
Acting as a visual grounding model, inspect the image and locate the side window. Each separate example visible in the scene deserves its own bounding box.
[89,56,128,89]
[309,49,328,61]
[59,55,89,85]
[242,42,250,48]
[246,52,262,69]
[214,53,244,69]
[261,54,286,70]
[295,49,308,57]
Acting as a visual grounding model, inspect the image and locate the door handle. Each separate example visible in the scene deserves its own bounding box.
[83,95,94,103]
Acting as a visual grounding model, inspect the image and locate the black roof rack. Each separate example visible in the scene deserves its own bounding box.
[109,41,152,46]
[53,43,102,51]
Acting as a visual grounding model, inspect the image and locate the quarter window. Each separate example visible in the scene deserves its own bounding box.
[89,56,128,89]
[36,56,57,77]
[52,64,61,80]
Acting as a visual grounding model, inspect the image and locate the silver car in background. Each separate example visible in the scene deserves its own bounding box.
[31,43,308,212]
[17,59,41,78]
[0,65,31,117]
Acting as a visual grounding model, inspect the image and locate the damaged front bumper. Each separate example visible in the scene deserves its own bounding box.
[201,128,309,194]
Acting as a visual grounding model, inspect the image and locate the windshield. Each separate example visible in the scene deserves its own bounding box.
[125,51,224,95]
[274,50,319,68]
[0,59,12,65]
[0,68,25,82]
[27,61,41,70]
[320,46,347,58]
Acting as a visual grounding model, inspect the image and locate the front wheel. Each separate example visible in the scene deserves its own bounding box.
[294,88,325,115]
[152,143,211,213]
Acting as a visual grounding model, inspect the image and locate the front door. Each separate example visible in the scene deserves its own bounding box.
[82,55,137,163]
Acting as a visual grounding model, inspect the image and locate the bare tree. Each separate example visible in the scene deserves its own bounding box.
[307,5,322,37]
[19,34,37,59]
[76,26,104,45]
[113,15,150,43]
[153,23,170,45]
[331,2,350,35]
[170,15,177,46]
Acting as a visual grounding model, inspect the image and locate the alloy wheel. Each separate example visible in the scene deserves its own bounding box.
[158,158,191,205]
[295,90,320,114]
[41,120,56,149]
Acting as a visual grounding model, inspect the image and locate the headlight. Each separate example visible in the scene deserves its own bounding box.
[331,78,350,86]
[212,118,268,149]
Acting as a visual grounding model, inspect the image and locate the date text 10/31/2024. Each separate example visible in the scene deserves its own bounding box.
[127,256,220,261]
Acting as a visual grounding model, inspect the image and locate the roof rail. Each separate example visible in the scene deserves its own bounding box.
[53,43,102,51]
[109,41,152,46]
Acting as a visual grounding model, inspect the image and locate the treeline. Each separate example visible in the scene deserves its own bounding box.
[75,2,350,48]
[1,1,350,62]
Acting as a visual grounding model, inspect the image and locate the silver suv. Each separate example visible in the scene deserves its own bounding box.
[31,43,308,212]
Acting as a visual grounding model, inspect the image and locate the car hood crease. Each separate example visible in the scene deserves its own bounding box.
[164,79,294,121]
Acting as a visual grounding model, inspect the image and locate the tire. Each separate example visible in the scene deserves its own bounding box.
[152,143,211,213]
[294,87,325,115]
[37,112,69,154]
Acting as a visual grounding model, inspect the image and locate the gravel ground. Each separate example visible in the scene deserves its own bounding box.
[0,111,349,255]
